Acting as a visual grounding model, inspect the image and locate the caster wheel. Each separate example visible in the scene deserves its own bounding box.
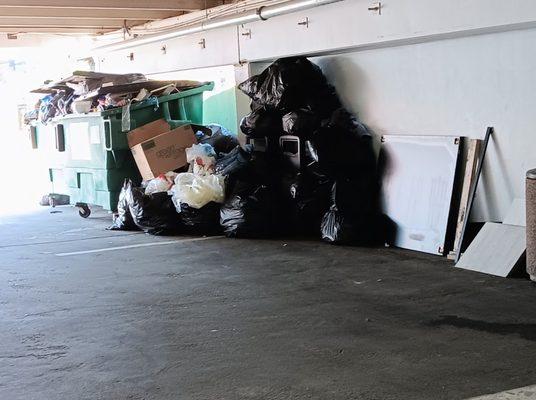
[76,203,91,218]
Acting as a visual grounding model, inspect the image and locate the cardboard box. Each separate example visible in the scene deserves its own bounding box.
[127,119,170,148]
[128,119,197,181]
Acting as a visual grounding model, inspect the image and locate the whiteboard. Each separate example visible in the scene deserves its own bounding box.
[380,135,460,255]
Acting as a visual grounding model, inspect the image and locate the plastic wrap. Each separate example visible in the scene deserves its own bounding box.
[144,172,177,195]
[186,143,216,175]
[171,173,225,210]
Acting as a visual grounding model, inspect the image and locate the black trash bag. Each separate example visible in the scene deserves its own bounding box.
[178,202,222,235]
[312,108,376,179]
[302,139,329,181]
[239,104,283,138]
[305,83,342,119]
[303,139,319,167]
[214,145,253,177]
[238,57,329,112]
[287,172,333,236]
[194,124,239,155]
[329,108,371,140]
[320,205,360,245]
[320,182,359,244]
[281,108,320,138]
[321,206,387,245]
[126,186,183,235]
[219,146,295,205]
[107,179,139,231]
[320,180,384,245]
[220,182,278,238]
[227,150,283,185]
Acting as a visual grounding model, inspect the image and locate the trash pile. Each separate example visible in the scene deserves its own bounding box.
[25,71,207,125]
[109,124,236,236]
[109,57,385,245]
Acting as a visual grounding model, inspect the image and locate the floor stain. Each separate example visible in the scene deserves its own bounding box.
[427,315,536,342]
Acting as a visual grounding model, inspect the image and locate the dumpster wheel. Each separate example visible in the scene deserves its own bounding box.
[75,203,91,218]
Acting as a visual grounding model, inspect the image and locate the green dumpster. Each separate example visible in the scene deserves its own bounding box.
[50,82,214,216]
[29,121,70,199]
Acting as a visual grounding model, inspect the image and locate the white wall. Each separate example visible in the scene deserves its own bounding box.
[149,65,242,132]
[96,26,239,75]
[238,0,536,61]
[312,28,536,222]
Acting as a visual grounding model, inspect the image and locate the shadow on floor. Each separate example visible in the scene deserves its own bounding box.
[427,315,536,342]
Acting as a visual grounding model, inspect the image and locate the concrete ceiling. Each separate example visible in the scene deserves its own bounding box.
[0,0,226,35]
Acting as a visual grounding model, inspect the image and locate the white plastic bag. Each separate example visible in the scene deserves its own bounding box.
[144,172,178,195]
[186,143,216,175]
[171,172,225,210]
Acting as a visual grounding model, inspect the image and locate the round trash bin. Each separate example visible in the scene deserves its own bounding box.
[526,168,536,280]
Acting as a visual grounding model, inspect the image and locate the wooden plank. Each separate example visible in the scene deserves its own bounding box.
[447,139,481,260]
[455,222,526,277]
[453,127,493,263]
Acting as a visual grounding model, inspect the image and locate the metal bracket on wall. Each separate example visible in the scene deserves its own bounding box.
[241,28,252,39]
[368,2,382,14]
[160,45,167,55]
[297,17,309,28]
[198,38,206,49]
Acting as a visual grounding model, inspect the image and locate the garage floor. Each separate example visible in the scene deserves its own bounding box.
[1,207,536,400]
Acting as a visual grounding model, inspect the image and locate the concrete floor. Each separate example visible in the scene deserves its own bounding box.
[1,207,536,400]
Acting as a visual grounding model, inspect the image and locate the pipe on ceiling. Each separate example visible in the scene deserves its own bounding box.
[94,0,343,52]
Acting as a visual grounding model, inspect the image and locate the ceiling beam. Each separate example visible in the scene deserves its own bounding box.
[0,26,114,34]
[0,17,136,28]
[0,7,180,20]
[0,0,223,12]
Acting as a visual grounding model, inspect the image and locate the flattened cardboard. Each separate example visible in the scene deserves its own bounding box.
[455,222,526,277]
[130,124,196,181]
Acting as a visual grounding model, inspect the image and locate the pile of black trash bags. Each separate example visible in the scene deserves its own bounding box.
[110,57,387,245]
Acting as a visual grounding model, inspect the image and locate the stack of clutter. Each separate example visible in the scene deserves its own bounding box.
[25,71,206,125]
[109,56,385,245]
